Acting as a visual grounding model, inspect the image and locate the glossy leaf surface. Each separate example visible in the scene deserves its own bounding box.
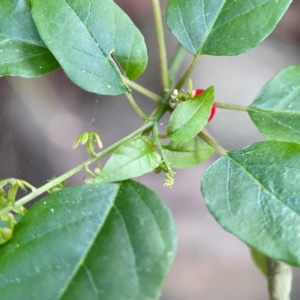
[166,0,291,56]
[167,87,214,143]
[95,137,161,183]
[202,141,300,266]
[0,0,59,77]
[0,181,176,299]
[249,66,300,143]
[163,139,214,169]
[31,0,148,95]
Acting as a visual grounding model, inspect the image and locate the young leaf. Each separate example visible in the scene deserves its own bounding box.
[167,86,214,143]
[0,181,176,300]
[249,66,300,144]
[31,0,148,95]
[95,137,161,183]
[163,139,214,169]
[201,141,300,266]
[166,0,291,56]
[0,0,59,77]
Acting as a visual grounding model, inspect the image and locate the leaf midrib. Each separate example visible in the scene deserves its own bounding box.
[0,34,47,48]
[56,185,120,300]
[227,155,300,218]
[98,149,159,182]
[247,105,300,116]
[171,93,212,135]
[62,0,126,89]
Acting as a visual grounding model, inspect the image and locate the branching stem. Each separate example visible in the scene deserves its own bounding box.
[0,122,153,217]
[0,95,171,217]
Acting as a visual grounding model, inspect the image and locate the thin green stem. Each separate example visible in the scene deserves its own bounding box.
[0,122,154,217]
[153,123,170,170]
[123,77,162,102]
[158,134,168,139]
[84,166,97,178]
[168,45,186,88]
[125,92,148,121]
[153,123,174,186]
[152,0,169,92]
[146,103,161,121]
[198,131,227,156]
[266,257,292,300]
[141,103,161,136]
[215,102,249,111]
[175,52,201,91]
[0,98,171,217]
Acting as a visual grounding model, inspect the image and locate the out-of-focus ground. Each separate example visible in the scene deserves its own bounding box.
[1,1,300,299]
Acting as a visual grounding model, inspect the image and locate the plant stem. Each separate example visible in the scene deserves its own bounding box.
[175,52,201,91]
[0,122,154,217]
[158,134,168,139]
[123,77,162,102]
[153,123,171,170]
[168,45,186,88]
[198,131,227,156]
[153,123,174,186]
[125,92,148,120]
[215,102,249,111]
[0,96,171,217]
[152,0,169,92]
[266,258,292,300]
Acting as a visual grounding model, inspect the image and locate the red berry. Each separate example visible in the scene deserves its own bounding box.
[194,89,216,121]
[194,89,204,97]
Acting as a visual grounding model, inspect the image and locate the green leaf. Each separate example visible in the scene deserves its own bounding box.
[163,139,214,169]
[250,247,267,277]
[95,137,161,183]
[166,0,291,56]
[201,141,300,266]
[249,66,300,144]
[31,0,147,95]
[167,87,214,143]
[0,0,59,77]
[0,181,176,299]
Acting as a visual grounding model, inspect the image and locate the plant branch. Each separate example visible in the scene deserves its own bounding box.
[215,102,249,111]
[125,92,148,121]
[152,0,169,92]
[0,94,172,218]
[198,131,227,156]
[123,77,162,102]
[175,52,201,91]
[266,257,292,300]
[0,122,154,217]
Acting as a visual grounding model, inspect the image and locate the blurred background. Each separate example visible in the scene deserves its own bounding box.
[1,0,300,299]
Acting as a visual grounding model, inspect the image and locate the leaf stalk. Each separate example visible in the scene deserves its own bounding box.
[215,102,249,111]
[123,78,162,102]
[198,131,227,156]
[175,52,201,91]
[266,257,292,300]
[125,92,149,121]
